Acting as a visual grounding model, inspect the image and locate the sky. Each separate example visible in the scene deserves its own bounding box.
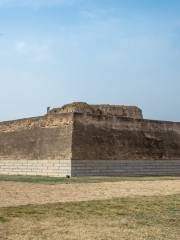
[0,0,180,122]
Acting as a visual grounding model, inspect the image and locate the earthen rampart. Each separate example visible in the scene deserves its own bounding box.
[0,113,74,160]
[0,102,180,177]
[72,113,180,160]
[48,102,143,119]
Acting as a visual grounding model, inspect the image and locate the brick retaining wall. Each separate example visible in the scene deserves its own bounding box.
[71,160,180,177]
[0,159,180,177]
[0,160,71,177]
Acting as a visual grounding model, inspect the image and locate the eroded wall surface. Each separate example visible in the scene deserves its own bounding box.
[0,113,73,160]
[49,102,143,119]
[0,108,180,177]
[72,113,180,160]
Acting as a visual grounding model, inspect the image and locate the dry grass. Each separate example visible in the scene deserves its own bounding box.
[0,194,180,240]
[1,180,180,207]
[1,177,180,239]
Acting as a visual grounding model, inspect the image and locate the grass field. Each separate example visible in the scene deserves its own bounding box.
[0,174,180,184]
[0,176,180,239]
[0,194,180,240]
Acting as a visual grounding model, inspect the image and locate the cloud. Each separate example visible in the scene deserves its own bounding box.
[15,40,51,63]
[80,9,111,21]
[0,0,75,8]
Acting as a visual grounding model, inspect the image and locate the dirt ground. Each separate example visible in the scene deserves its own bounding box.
[1,180,180,207]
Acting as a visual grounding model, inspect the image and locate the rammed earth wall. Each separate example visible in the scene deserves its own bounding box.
[72,113,180,160]
[0,113,73,160]
[0,105,180,177]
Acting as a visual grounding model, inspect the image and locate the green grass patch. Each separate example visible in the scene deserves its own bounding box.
[0,216,8,223]
[0,174,180,184]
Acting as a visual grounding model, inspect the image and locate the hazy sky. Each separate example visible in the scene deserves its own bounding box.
[0,0,180,121]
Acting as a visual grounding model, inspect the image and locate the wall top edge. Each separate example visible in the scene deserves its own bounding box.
[73,112,180,125]
[0,111,180,126]
[0,113,74,126]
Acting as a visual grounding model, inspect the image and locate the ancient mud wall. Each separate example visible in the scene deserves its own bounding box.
[49,102,143,119]
[72,113,180,160]
[0,101,180,177]
[0,113,73,160]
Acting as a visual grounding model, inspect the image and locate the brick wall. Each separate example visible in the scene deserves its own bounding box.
[71,160,180,176]
[0,160,71,177]
[1,159,179,177]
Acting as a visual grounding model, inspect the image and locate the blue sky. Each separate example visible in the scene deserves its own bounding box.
[0,0,180,121]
